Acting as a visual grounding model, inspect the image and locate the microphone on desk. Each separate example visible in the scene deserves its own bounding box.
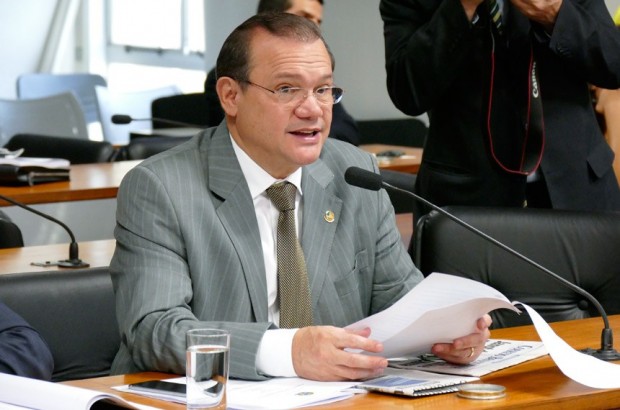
[0,194,89,268]
[343,166,620,362]
[111,114,204,129]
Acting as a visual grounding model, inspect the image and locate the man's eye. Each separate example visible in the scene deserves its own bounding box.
[315,87,330,96]
[277,87,298,95]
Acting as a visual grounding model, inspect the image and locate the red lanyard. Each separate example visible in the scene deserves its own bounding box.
[486,40,545,175]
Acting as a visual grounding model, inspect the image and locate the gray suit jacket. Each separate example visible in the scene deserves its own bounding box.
[110,123,422,380]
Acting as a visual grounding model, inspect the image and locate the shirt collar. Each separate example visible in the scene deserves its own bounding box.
[230,134,303,200]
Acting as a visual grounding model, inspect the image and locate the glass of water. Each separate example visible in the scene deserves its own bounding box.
[186,328,230,409]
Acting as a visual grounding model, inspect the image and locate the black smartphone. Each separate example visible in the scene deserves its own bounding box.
[128,380,186,397]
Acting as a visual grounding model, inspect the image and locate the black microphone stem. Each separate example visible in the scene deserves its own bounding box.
[0,194,89,268]
[382,181,618,361]
[111,114,203,129]
[1,195,76,243]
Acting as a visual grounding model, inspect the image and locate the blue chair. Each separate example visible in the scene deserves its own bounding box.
[16,73,107,125]
[0,93,89,146]
[95,85,180,144]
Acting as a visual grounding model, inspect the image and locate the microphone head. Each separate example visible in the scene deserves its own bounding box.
[344,167,383,191]
[111,114,133,124]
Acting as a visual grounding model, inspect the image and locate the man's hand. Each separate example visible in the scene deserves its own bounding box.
[291,326,388,381]
[511,0,563,31]
[430,315,492,364]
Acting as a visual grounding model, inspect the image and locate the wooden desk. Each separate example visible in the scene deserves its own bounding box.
[0,161,140,207]
[62,315,620,409]
[0,215,410,275]
[360,144,422,174]
[0,239,116,275]
[0,146,417,207]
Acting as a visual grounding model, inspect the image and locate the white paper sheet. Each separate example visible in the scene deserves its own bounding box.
[346,273,520,357]
[519,303,620,389]
[348,273,620,390]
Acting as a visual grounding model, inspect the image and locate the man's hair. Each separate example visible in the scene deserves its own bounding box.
[216,12,333,84]
[257,0,324,14]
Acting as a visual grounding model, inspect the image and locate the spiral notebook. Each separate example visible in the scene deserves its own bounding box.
[357,368,478,397]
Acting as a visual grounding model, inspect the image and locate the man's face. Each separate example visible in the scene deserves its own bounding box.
[286,0,323,25]
[228,29,333,179]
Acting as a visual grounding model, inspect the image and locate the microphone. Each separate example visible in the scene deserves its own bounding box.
[344,166,620,361]
[111,114,204,129]
[0,194,89,268]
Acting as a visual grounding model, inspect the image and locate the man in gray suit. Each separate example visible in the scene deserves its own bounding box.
[111,12,490,381]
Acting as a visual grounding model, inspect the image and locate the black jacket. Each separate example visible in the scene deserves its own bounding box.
[381,0,620,212]
[0,301,53,380]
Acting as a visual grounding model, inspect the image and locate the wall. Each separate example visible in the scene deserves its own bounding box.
[203,0,408,121]
[321,0,408,120]
[0,0,60,99]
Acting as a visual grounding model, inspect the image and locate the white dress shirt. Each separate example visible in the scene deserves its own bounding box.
[230,135,301,377]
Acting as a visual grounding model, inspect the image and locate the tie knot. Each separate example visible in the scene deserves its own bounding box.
[266,181,297,212]
[488,0,503,35]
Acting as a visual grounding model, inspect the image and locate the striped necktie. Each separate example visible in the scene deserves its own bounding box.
[266,181,313,329]
[489,0,504,36]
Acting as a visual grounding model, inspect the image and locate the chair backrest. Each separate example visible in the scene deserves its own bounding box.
[96,85,181,144]
[16,73,107,125]
[0,218,24,248]
[357,118,428,147]
[0,93,89,147]
[123,136,192,160]
[0,267,120,381]
[415,206,620,328]
[4,134,115,164]
[151,92,209,129]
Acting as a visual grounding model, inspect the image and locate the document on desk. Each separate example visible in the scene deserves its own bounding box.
[346,272,620,389]
[0,373,159,410]
[345,272,520,358]
[389,338,547,377]
[115,377,360,409]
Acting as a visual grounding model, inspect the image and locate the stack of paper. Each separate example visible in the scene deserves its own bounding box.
[0,157,70,186]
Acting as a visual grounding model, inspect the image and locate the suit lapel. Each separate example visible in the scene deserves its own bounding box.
[301,159,343,310]
[207,124,269,322]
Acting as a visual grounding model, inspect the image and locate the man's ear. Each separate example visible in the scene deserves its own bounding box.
[217,77,240,116]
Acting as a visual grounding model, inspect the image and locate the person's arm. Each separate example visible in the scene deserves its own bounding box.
[0,302,53,380]
[542,0,620,88]
[288,155,489,381]
[111,165,271,381]
[379,0,483,115]
[594,87,620,186]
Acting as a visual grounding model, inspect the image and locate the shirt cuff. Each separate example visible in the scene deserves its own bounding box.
[256,328,298,377]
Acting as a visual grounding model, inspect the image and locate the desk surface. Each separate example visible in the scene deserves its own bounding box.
[62,315,620,409]
[0,214,412,275]
[0,160,140,207]
[0,145,418,207]
[0,239,116,275]
[360,143,422,174]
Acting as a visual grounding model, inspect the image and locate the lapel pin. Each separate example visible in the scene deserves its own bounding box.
[324,210,335,223]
